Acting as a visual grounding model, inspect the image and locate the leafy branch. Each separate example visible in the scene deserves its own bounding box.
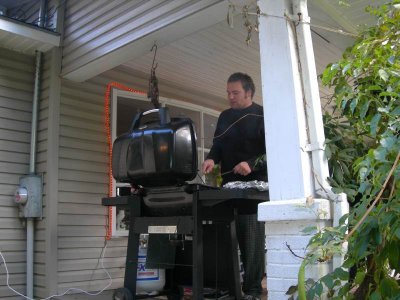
[288,2,400,299]
[345,151,400,241]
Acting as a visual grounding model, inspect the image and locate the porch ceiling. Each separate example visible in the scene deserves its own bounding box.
[120,0,385,110]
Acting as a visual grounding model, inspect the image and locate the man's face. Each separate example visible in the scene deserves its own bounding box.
[226,81,252,109]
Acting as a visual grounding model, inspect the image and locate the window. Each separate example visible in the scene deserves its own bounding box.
[203,113,218,155]
[111,89,219,236]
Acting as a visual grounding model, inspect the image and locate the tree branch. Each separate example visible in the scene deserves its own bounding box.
[344,150,400,241]
[286,242,305,259]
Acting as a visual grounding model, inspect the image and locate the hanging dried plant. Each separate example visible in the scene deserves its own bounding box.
[227,3,236,28]
[227,1,261,45]
[148,43,160,109]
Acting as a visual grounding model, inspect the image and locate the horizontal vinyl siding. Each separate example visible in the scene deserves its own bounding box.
[0,47,34,299]
[34,51,52,296]
[57,76,120,293]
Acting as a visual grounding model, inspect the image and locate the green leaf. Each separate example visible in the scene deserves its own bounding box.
[342,258,355,269]
[359,166,369,181]
[378,69,389,81]
[373,147,387,161]
[285,285,298,295]
[342,63,352,75]
[356,235,369,258]
[305,278,315,286]
[333,267,348,281]
[370,290,381,300]
[392,106,400,116]
[341,162,351,177]
[315,282,323,296]
[337,282,351,297]
[359,182,370,193]
[370,113,381,136]
[380,278,399,298]
[389,69,400,77]
[321,274,334,289]
[359,100,370,119]
[307,285,316,300]
[340,96,349,110]
[371,228,382,245]
[333,166,344,184]
[388,241,399,270]
[325,144,332,159]
[367,85,383,91]
[380,136,396,149]
[395,227,400,239]
[353,67,362,77]
[349,98,358,114]
[354,271,365,285]
[302,226,317,234]
[331,63,339,70]
[377,106,389,113]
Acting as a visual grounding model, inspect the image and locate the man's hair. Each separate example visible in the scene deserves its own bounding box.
[227,72,255,98]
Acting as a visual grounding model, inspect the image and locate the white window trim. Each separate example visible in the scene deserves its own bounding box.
[110,88,220,237]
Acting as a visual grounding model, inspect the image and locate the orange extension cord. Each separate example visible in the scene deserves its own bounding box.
[104,82,146,240]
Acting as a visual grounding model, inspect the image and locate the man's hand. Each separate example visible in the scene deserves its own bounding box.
[202,159,215,174]
[233,161,251,176]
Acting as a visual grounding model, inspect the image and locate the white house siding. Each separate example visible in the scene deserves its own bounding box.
[57,76,125,293]
[0,47,34,299]
[55,67,150,294]
[34,49,62,298]
[34,51,51,298]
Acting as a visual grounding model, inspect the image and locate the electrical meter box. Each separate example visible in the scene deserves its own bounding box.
[15,175,43,218]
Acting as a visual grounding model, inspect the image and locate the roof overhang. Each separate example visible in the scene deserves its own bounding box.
[61,1,229,82]
[0,16,60,55]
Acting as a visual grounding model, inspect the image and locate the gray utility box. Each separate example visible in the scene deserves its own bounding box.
[15,175,43,218]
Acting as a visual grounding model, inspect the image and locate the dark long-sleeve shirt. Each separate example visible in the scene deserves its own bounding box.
[207,102,267,185]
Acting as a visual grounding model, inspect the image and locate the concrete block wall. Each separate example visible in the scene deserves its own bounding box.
[265,220,332,299]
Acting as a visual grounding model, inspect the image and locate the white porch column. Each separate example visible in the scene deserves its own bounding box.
[257,0,339,298]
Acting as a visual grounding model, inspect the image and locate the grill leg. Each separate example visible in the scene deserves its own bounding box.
[192,194,204,300]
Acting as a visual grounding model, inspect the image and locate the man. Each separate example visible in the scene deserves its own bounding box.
[202,72,267,300]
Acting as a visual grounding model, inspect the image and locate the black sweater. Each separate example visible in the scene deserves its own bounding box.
[207,102,267,185]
